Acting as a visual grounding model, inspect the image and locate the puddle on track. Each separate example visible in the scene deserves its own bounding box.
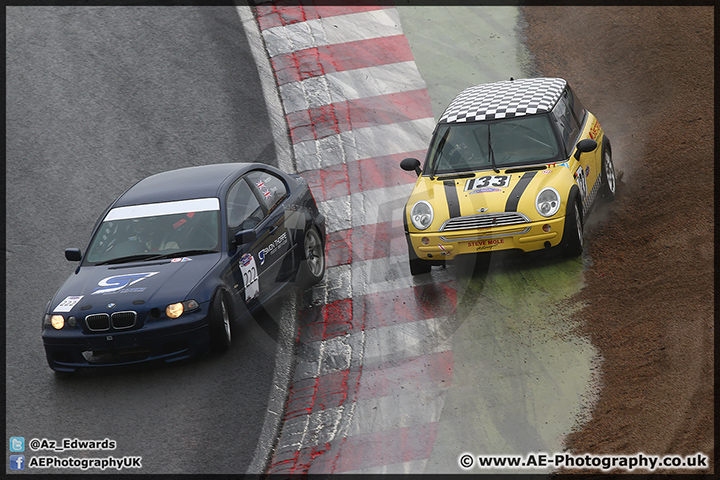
[425,252,602,473]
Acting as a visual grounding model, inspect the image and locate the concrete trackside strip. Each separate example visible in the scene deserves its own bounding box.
[253,2,458,474]
[235,5,298,474]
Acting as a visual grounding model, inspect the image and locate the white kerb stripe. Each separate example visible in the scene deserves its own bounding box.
[105,198,220,221]
[262,9,404,57]
[280,62,428,114]
[294,118,435,172]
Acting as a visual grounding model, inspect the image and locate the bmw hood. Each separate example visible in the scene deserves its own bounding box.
[48,254,222,315]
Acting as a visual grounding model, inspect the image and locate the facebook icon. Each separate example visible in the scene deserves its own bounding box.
[10,455,25,470]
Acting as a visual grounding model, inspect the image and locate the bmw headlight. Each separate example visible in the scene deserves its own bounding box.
[535,187,561,217]
[166,299,200,319]
[410,201,434,230]
[44,314,65,330]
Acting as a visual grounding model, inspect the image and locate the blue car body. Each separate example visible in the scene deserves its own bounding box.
[42,163,325,372]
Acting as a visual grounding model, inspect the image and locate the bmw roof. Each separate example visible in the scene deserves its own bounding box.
[114,163,261,207]
[438,77,567,124]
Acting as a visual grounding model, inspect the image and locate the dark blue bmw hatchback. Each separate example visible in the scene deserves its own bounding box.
[42,163,325,372]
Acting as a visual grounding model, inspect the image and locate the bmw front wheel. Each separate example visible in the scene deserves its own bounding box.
[210,292,232,352]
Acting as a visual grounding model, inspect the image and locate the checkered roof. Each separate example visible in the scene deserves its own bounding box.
[439,77,567,123]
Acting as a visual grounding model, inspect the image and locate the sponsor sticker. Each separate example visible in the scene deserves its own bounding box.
[54,295,84,313]
[258,232,288,266]
[92,272,159,295]
[469,187,502,194]
[170,257,192,263]
[240,253,252,267]
[468,238,505,250]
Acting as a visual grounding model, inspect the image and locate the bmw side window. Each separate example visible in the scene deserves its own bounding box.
[227,178,264,230]
[246,171,287,213]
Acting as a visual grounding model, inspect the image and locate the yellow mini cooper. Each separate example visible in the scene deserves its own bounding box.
[401,77,616,275]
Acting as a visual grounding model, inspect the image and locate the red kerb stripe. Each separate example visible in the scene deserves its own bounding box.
[272,35,414,85]
[287,90,433,144]
[256,3,393,30]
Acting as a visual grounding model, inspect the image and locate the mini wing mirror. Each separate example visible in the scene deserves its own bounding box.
[65,248,82,262]
[234,229,257,245]
[574,138,598,160]
[400,157,422,176]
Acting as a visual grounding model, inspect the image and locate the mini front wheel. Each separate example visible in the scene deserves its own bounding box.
[562,199,584,257]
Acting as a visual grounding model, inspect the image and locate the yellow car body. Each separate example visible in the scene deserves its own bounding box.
[402,78,616,274]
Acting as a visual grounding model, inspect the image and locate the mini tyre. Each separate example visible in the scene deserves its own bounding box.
[209,292,232,352]
[600,141,616,201]
[298,227,325,289]
[562,198,584,257]
[408,245,432,276]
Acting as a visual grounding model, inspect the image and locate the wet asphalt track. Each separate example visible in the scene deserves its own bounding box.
[6,6,283,474]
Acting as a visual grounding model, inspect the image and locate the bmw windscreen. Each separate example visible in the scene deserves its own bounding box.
[84,198,221,266]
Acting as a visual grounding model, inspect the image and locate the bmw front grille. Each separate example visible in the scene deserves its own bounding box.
[85,313,110,331]
[111,311,137,330]
[84,311,137,331]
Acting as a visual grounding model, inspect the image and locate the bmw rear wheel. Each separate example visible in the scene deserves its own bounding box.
[298,227,325,288]
[210,292,231,352]
[562,199,584,257]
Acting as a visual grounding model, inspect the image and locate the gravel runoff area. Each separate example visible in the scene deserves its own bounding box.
[520,6,713,474]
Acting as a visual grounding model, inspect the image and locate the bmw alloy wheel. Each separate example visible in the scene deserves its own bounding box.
[305,228,324,279]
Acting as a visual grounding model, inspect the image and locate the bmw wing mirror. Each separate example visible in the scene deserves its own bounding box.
[65,248,82,262]
[234,229,257,245]
[573,138,598,160]
[400,157,422,176]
